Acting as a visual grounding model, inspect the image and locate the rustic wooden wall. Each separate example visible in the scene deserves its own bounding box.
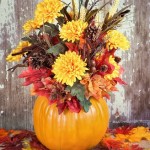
[0,0,150,130]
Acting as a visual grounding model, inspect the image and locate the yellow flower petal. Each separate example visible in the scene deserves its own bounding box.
[52,51,88,86]
[60,20,88,42]
[104,55,120,80]
[23,19,39,34]
[6,41,31,62]
[105,30,130,50]
[34,0,63,25]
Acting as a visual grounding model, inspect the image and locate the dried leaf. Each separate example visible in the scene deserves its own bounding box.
[84,0,89,8]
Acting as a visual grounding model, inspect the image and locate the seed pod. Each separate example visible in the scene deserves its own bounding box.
[91,60,96,66]
[100,65,108,72]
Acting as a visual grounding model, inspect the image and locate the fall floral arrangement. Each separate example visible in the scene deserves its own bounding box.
[6,0,130,114]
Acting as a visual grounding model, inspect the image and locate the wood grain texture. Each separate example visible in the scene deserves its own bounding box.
[0,0,39,130]
[0,0,149,130]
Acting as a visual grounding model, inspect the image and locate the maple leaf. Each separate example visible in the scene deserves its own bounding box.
[113,126,133,135]
[114,126,133,141]
[19,67,51,86]
[80,74,117,100]
[128,127,150,142]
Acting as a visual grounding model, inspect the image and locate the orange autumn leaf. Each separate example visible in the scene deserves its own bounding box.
[102,137,123,149]
[115,134,129,141]
[0,129,10,144]
[114,126,134,141]
[80,74,117,100]
[65,42,79,53]
[79,37,91,51]
[79,37,86,49]
[0,129,8,138]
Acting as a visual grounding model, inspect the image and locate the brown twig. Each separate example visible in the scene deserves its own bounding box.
[7,64,27,72]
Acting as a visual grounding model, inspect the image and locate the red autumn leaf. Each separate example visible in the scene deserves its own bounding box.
[34,89,51,99]
[114,77,127,85]
[0,129,48,150]
[96,51,116,76]
[49,99,58,105]
[67,98,81,113]
[113,126,133,135]
[65,42,79,53]
[18,67,51,82]
[33,82,45,91]
[57,102,67,114]
[102,91,111,100]
[51,36,60,45]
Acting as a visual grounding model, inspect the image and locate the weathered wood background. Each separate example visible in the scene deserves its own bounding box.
[0,0,150,130]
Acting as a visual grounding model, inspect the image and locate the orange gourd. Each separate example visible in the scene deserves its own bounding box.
[33,96,109,150]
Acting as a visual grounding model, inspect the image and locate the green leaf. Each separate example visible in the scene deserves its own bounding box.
[80,100,91,112]
[66,82,86,102]
[40,23,59,37]
[47,43,66,56]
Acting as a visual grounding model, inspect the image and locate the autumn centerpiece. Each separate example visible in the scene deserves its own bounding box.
[7,0,130,149]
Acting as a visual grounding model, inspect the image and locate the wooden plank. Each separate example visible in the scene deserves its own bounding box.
[126,0,150,121]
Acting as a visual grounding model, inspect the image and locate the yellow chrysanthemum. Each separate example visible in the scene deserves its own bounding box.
[106,30,130,50]
[52,51,88,86]
[23,19,39,34]
[104,55,120,80]
[60,20,88,42]
[34,0,63,26]
[6,41,31,62]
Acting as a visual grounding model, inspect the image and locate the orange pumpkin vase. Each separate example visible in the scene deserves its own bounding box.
[33,96,109,150]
